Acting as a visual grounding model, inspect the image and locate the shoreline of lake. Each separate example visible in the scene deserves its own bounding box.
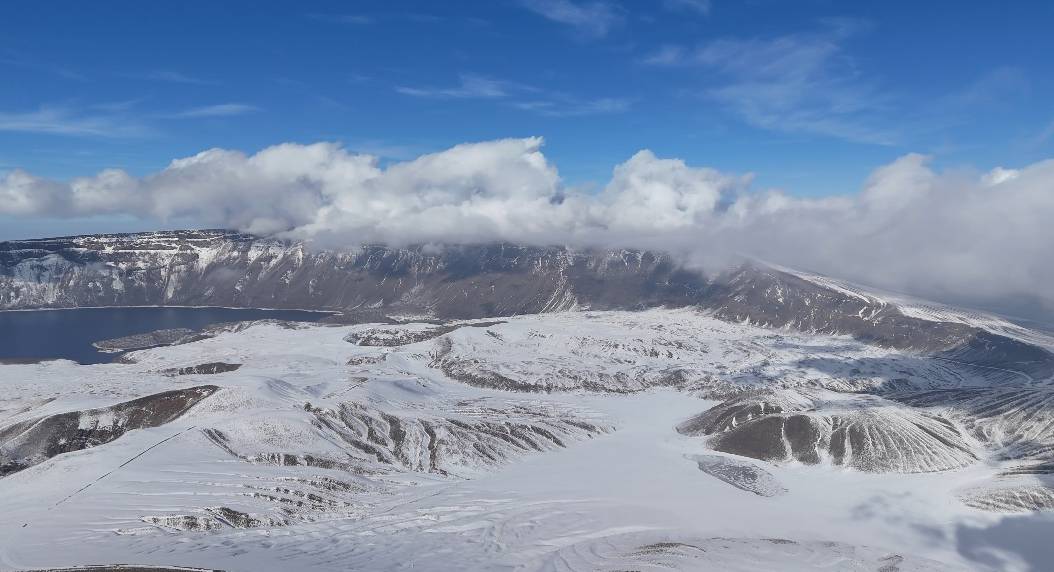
[0,306,334,365]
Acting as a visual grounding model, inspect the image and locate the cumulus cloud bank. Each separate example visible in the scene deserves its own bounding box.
[3,137,1053,314]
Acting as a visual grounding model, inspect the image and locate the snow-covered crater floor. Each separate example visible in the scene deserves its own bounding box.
[1,309,1051,571]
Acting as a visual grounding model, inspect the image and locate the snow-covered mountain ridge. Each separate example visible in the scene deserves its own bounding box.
[5,231,1054,570]
[4,229,1052,383]
[0,229,702,316]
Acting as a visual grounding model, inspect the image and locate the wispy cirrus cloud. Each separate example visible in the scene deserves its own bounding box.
[306,13,374,25]
[307,12,483,26]
[0,51,85,81]
[662,0,711,16]
[137,70,216,85]
[396,74,515,99]
[641,45,686,66]
[0,100,258,140]
[518,0,621,39]
[512,96,631,117]
[396,73,629,117]
[88,100,141,114]
[642,21,895,144]
[170,103,260,118]
[0,106,148,138]
[1026,119,1054,148]
[943,66,1030,108]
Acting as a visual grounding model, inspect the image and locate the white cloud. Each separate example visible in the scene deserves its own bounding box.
[512,97,631,117]
[0,100,254,139]
[396,74,513,99]
[396,73,629,117]
[983,167,1019,186]
[0,106,148,137]
[593,150,744,233]
[0,52,85,81]
[662,0,711,15]
[644,23,895,144]
[1028,119,1054,148]
[172,103,260,118]
[5,138,1054,313]
[946,66,1029,108]
[140,70,214,85]
[518,0,621,39]
[641,45,685,66]
[701,154,1054,312]
[306,13,374,25]
[0,170,71,215]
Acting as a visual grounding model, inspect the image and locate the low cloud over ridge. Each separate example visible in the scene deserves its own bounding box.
[3,137,1053,315]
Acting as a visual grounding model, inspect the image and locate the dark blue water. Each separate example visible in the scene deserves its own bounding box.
[0,307,332,364]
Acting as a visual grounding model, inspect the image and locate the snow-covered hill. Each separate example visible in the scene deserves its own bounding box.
[5,232,1054,570]
[2,309,1054,571]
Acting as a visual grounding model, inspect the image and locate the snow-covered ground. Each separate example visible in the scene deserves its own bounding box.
[3,309,1054,571]
[781,264,1054,351]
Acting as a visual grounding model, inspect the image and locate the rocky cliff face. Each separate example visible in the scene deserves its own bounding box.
[0,230,706,317]
[704,265,1054,382]
[3,229,1053,382]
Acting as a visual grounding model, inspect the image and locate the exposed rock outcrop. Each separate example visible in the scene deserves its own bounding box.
[678,391,977,473]
[0,386,218,476]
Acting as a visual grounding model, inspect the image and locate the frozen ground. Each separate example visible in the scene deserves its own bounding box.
[3,309,1054,571]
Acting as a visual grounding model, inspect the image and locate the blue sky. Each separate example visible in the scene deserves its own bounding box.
[1,0,1053,239]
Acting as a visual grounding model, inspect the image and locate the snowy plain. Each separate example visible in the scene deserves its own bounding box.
[2,309,1054,571]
